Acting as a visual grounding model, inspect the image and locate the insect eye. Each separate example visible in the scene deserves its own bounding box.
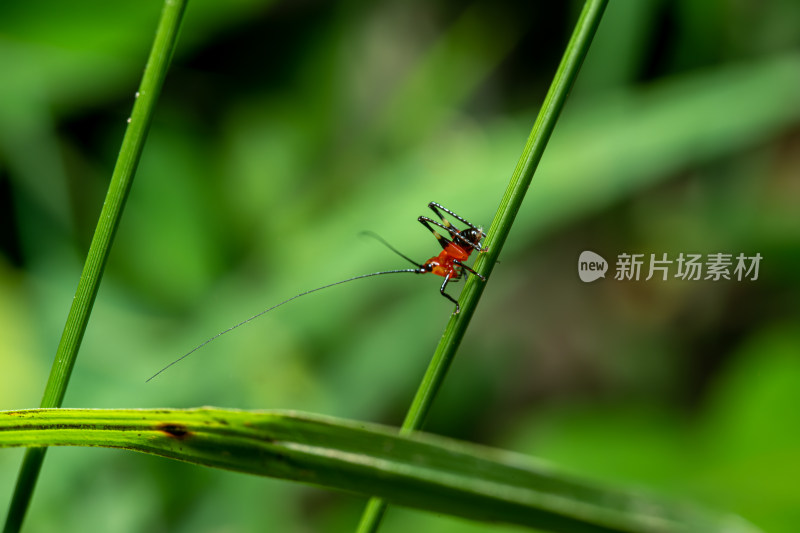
[460,229,480,244]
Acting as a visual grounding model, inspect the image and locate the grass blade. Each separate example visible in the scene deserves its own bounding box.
[2,2,188,532]
[0,408,759,533]
[357,0,609,530]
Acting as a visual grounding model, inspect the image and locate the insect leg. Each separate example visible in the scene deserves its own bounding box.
[427,202,487,253]
[454,260,486,281]
[438,272,461,313]
[418,216,457,250]
[428,202,480,232]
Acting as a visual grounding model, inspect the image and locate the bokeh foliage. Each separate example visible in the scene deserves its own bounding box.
[1,1,798,532]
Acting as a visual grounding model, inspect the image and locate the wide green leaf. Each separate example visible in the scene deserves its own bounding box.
[0,408,757,533]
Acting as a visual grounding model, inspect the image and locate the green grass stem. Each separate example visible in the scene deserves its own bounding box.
[2,2,188,531]
[356,1,609,530]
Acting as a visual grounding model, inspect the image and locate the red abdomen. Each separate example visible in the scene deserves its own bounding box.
[425,242,472,278]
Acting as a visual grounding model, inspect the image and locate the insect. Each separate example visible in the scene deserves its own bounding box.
[146,202,487,381]
[403,201,488,310]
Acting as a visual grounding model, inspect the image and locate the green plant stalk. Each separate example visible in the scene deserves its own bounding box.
[2,2,188,532]
[0,408,758,533]
[356,1,609,531]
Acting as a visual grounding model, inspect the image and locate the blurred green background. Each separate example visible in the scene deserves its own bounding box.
[1,0,799,531]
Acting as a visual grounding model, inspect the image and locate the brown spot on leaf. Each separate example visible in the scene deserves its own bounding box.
[157,423,192,440]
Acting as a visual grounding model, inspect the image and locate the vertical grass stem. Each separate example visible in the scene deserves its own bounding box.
[3,2,188,531]
[355,1,609,531]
